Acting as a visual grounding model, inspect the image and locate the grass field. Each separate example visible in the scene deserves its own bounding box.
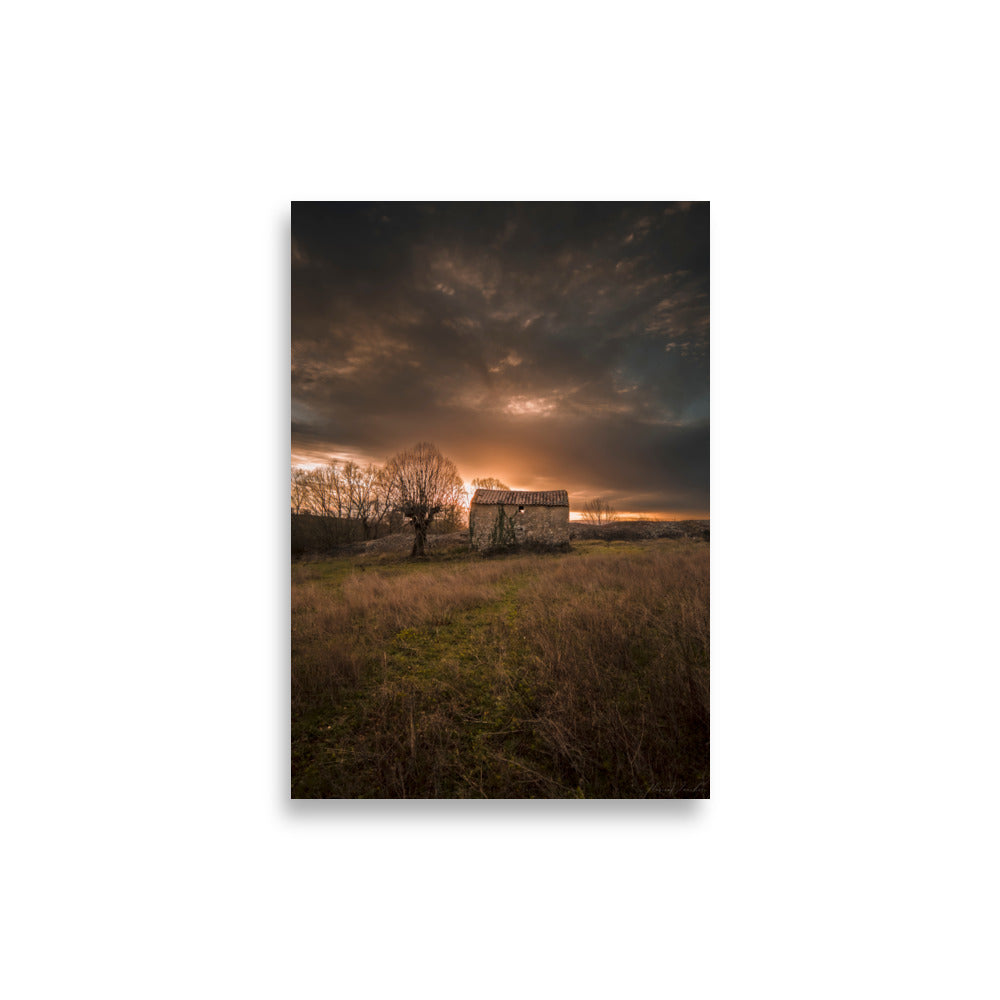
[291,537,709,798]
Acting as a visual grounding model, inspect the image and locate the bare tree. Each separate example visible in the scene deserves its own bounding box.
[290,467,310,513]
[330,462,347,519]
[304,463,340,518]
[582,496,618,526]
[369,465,394,538]
[435,488,468,533]
[383,442,465,557]
[343,460,382,540]
[471,476,511,491]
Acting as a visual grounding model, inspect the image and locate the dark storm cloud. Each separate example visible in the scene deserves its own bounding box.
[291,202,709,516]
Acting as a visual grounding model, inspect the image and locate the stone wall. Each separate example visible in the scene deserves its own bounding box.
[470,503,570,551]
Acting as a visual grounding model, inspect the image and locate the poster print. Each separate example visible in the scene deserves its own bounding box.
[292,202,709,798]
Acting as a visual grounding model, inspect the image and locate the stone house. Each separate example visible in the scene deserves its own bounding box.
[469,489,570,551]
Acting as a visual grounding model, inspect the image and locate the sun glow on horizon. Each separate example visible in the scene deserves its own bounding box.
[292,458,708,521]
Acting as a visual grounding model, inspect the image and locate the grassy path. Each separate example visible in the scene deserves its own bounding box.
[292,540,709,798]
[293,561,555,797]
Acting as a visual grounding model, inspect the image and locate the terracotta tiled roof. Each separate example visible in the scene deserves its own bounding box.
[471,489,569,507]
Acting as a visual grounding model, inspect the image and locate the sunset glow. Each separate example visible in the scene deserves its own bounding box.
[292,202,709,519]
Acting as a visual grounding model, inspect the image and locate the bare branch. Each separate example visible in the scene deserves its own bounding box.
[383,442,465,557]
[582,497,618,526]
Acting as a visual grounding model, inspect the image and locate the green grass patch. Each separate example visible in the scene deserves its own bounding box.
[292,539,709,798]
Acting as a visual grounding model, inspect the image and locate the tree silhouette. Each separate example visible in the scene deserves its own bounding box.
[384,442,465,557]
[582,497,618,526]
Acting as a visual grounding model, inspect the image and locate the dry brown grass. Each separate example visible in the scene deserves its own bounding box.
[292,558,523,708]
[515,547,709,795]
[291,539,709,798]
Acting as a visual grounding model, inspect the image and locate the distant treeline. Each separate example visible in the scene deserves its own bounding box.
[290,455,708,557]
[291,458,467,555]
[292,461,467,533]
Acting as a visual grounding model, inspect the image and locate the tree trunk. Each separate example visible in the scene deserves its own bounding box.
[410,519,428,557]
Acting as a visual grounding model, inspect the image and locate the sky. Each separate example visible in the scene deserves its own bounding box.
[291,202,709,519]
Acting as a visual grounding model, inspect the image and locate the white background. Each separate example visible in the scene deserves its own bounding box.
[3,2,998,997]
